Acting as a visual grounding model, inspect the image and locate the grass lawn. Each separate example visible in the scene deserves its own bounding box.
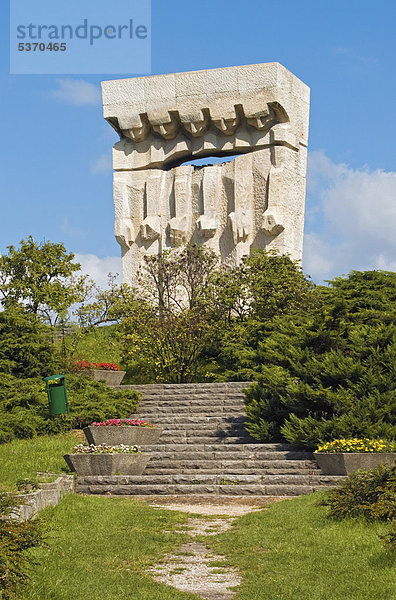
[206,493,395,600]
[0,433,78,491]
[20,495,198,600]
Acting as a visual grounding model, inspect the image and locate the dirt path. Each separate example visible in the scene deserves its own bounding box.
[147,513,241,600]
[146,498,284,599]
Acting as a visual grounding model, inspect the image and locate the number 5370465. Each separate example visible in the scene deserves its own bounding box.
[18,43,67,51]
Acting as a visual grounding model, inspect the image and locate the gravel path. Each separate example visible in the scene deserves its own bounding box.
[146,497,284,599]
[147,515,241,600]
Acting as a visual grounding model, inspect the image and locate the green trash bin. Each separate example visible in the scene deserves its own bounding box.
[44,375,69,416]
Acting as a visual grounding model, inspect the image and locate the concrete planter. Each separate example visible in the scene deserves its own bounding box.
[315,452,396,475]
[89,370,126,386]
[83,426,163,446]
[63,453,150,476]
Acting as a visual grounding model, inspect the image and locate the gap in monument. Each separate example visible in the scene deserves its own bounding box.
[182,154,241,168]
[165,151,246,170]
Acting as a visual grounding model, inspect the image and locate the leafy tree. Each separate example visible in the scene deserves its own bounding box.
[75,274,135,328]
[204,250,317,380]
[244,270,396,449]
[137,243,220,313]
[0,236,86,325]
[120,244,222,383]
[119,246,317,384]
[121,302,214,383]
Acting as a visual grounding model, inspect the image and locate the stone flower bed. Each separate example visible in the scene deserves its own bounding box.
[314,439,396,475]
[84,418,163,445]
[64,443,151,476]
[75,361,126,386]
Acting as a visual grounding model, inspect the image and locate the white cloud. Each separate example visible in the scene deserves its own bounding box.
[303,151,396,282]
[74,254,122,288]
[90,154,112,174]
[50,79,101,106]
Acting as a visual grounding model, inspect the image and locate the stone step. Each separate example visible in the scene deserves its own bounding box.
[137,405,246,412]
[118,382,249,393]
[78,473,343,485]
[146,467,321,475]
[132,421,248,431]
[139,394,245,406]
[77,474,345,497]
[143,444,313,458]
[77,484,334,496]
[133,418,247,427]
[131,406,247,415]
[145,458,317,470]
[157,427,249,436]
[143,436,256,445]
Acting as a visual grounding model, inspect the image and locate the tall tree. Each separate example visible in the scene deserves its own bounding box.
[0,236,86,325]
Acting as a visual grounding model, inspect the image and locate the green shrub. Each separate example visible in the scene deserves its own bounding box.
[65,374,140,428]
[322,464,396,521]
[380,520,396,549]
[244,271,396,450]
[0,310,55,378]
[0,373,140,442]
[0,493,42,598]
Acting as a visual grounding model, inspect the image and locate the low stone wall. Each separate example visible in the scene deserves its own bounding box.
[11,475,75,521]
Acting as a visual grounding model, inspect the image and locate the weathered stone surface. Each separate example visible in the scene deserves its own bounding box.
[87,370,126,386]
[314,453,396,475]
[101,63,309,287]
[11,476,74,521]
[64,453,150,476]
[83,425,163,446]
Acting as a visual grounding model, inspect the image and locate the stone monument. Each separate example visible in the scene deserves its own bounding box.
[101,62,310,284]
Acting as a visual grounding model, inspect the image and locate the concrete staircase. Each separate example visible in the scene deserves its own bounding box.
[77,382,345,496]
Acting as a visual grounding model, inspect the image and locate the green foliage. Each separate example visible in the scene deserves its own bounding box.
[121,302,214,383]
[322,464,396,549]
[380,520,396,550]
[119,246,315,383]
[0,309,55,378]
[244,270,396,449]
[120,244,223,383]
[0,494,42,599]
[0,374,53,443]
[0,236,86,325]
[58,324,123,369]
[0,374,139,442]
[65,374,139,428]
[322,464,396,522]
[205,251,317,380]
[230,249,316,321]
[75,275,135,328]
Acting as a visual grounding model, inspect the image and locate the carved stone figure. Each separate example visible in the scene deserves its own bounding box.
[101,62,310,283]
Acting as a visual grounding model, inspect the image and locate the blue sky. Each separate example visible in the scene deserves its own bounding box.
[1,0,396,285]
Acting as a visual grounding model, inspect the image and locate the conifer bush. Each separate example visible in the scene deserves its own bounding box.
[244,270,396,450]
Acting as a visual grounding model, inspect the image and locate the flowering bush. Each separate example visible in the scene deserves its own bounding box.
[315,439,396,453]
[73,443,140,454]
[75,360,120,372]
[91,418,155,428]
